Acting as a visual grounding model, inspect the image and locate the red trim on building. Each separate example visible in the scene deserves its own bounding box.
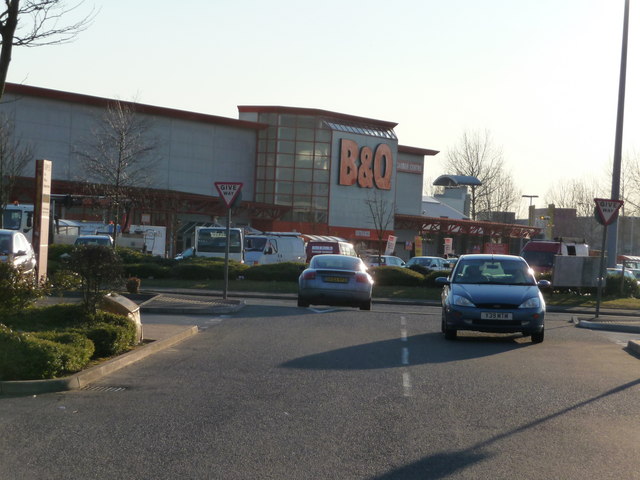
[398,145,439,156]
[5,83,267,131]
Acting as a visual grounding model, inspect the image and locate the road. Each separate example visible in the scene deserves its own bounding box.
[1,300,639,479]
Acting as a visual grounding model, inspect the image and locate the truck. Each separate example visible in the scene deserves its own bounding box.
[520,238,589,275]
[194,226,244,262]
[1,203,34,239]
[244,233,305,265]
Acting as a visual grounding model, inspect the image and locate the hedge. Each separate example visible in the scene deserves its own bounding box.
[0,326,94,381]
[242,262,306,282]
[369,266,424,287]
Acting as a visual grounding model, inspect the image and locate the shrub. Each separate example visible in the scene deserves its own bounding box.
[242,262,305,282]
[125,277,141,293]
[0,325,94,380]
[68,245,123,313]
[124,263,171,279]
[423,269,451,288]
[47,243,74,260]
[369,266,424,287]
[604,274,640,298]
[0,262,46,314]
[84,321,136,357]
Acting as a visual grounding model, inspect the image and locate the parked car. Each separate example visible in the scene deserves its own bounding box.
[363,255,405,267]
[404,256,451,271]
[174,247,194,260]
[0,229,37,276]
[74,234,114,247]
[435,254,550,343]
[298,254,374,310]
[606,267,640,285]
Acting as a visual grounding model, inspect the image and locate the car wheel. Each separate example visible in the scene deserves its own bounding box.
[359,299,371,311]
[531,329,544,344]
[297,297,309,308]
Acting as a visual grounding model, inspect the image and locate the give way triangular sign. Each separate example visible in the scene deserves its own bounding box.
[215,182,243,208]
[594,198,623,226]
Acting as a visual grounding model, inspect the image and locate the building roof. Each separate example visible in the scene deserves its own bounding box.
[5,83,266,130]
[433,175,482,187]
[421,196,468,220]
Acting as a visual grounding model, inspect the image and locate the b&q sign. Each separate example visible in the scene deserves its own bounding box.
[339,139,392,190]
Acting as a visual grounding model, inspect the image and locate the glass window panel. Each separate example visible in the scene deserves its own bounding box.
[313,169,330,183]
[295,154,313,169]
[256,166,266,179]
[276,168,294,181]
[257,140,267,152]
[316,129,331,142]
[294,183,312,195]
[277,141,295,154]
[313,183,329,195]
[265,153,275,166]
[259,113,277,125]
[263,193,274,203]
[256,181,265,194]
[276,182,293,194]
[277,153,294,167]
[280,114,297,127]
[314,143,329,156]
[278,127,295,140]
[266,126,277,139]
[266,139,276,152]
[296,141,314,156]
[296,128,315,141]
[293,196,312,208]
[265,182,274,194]
[314,211,328,223]
[313,196,329,209]
[313,156,329,170]
[274,194,292,205]
[295,169,313,182]
[297,116,316,128]
[264,168,275,180]
[256,153,265,166]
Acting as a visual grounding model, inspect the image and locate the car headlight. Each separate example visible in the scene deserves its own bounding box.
[519,297,541,309]
[452,295,475,307]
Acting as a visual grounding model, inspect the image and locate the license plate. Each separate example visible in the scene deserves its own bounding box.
[481,312,513,320]
[324,276,348,283]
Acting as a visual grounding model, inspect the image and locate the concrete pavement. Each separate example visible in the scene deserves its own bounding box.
[2,289,639,395]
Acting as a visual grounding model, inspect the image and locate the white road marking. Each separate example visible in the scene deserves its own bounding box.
[402,371,412,397]
[402,347,409,365]
[400,316,406,326]
[400,328,408,341]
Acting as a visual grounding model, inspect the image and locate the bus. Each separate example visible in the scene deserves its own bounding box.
[194,226,244,262]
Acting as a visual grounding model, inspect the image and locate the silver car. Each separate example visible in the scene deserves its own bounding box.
[298,254,374,310]
[0,229,37,276]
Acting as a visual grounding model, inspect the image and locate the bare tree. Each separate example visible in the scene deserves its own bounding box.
[544,176,605,218]
[0,1,95,99]
[365,188,396,261]
[444,130,519,219]
[75,100,159,247]
[0,112,32,226]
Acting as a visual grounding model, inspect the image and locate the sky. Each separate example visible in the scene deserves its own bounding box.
[7,0,639,213]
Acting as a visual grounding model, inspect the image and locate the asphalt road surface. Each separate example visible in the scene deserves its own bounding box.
[1,300,639,479]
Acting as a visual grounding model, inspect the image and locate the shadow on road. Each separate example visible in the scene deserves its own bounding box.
[280,332,528,370]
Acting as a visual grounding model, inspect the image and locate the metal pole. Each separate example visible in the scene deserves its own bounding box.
[223,207,230,300]
[606,0,630,267]
[596,225,608,318]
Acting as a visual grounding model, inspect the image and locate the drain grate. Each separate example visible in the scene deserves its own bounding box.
[81,385,127,392]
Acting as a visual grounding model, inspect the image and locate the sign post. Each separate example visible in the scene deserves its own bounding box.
[33,159,52,283]
[593,198,624,317]
[214,182,243,300]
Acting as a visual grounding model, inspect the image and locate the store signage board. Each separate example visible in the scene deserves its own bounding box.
[594,198,623,226]
[215,182,243,208]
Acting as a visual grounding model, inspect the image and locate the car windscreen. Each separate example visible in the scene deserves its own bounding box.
[197,229,242,253]
[453,260,535,285]
[312,256,362,271]
[245,237,267,252]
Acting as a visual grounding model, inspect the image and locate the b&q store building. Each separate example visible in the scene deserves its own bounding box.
[2,83,538,258]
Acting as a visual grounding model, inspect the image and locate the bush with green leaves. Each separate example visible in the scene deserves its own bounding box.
[369,266,424,287]
[242,262,305,282]
[0,325,94,381]
[604,274,640,298]
[84,310,138,357]
[0,262,46,314]
[423,269,452,288]
[124,262,171,279]
[68,245,123,313]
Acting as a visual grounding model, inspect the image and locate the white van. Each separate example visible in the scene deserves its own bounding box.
[245,234,306,265]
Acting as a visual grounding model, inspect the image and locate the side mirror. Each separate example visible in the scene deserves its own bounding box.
[15,250,27,257]
[265,247,273,255]
[537,279,552,288]
[435,277,450,286]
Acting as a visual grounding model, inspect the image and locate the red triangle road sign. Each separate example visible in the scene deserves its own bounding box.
[594,198,623,226]
[215,182,243,208]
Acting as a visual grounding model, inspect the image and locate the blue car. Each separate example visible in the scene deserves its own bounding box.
[436,254,550,343]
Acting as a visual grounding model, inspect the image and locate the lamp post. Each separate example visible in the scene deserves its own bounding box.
[522,195,539,226]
